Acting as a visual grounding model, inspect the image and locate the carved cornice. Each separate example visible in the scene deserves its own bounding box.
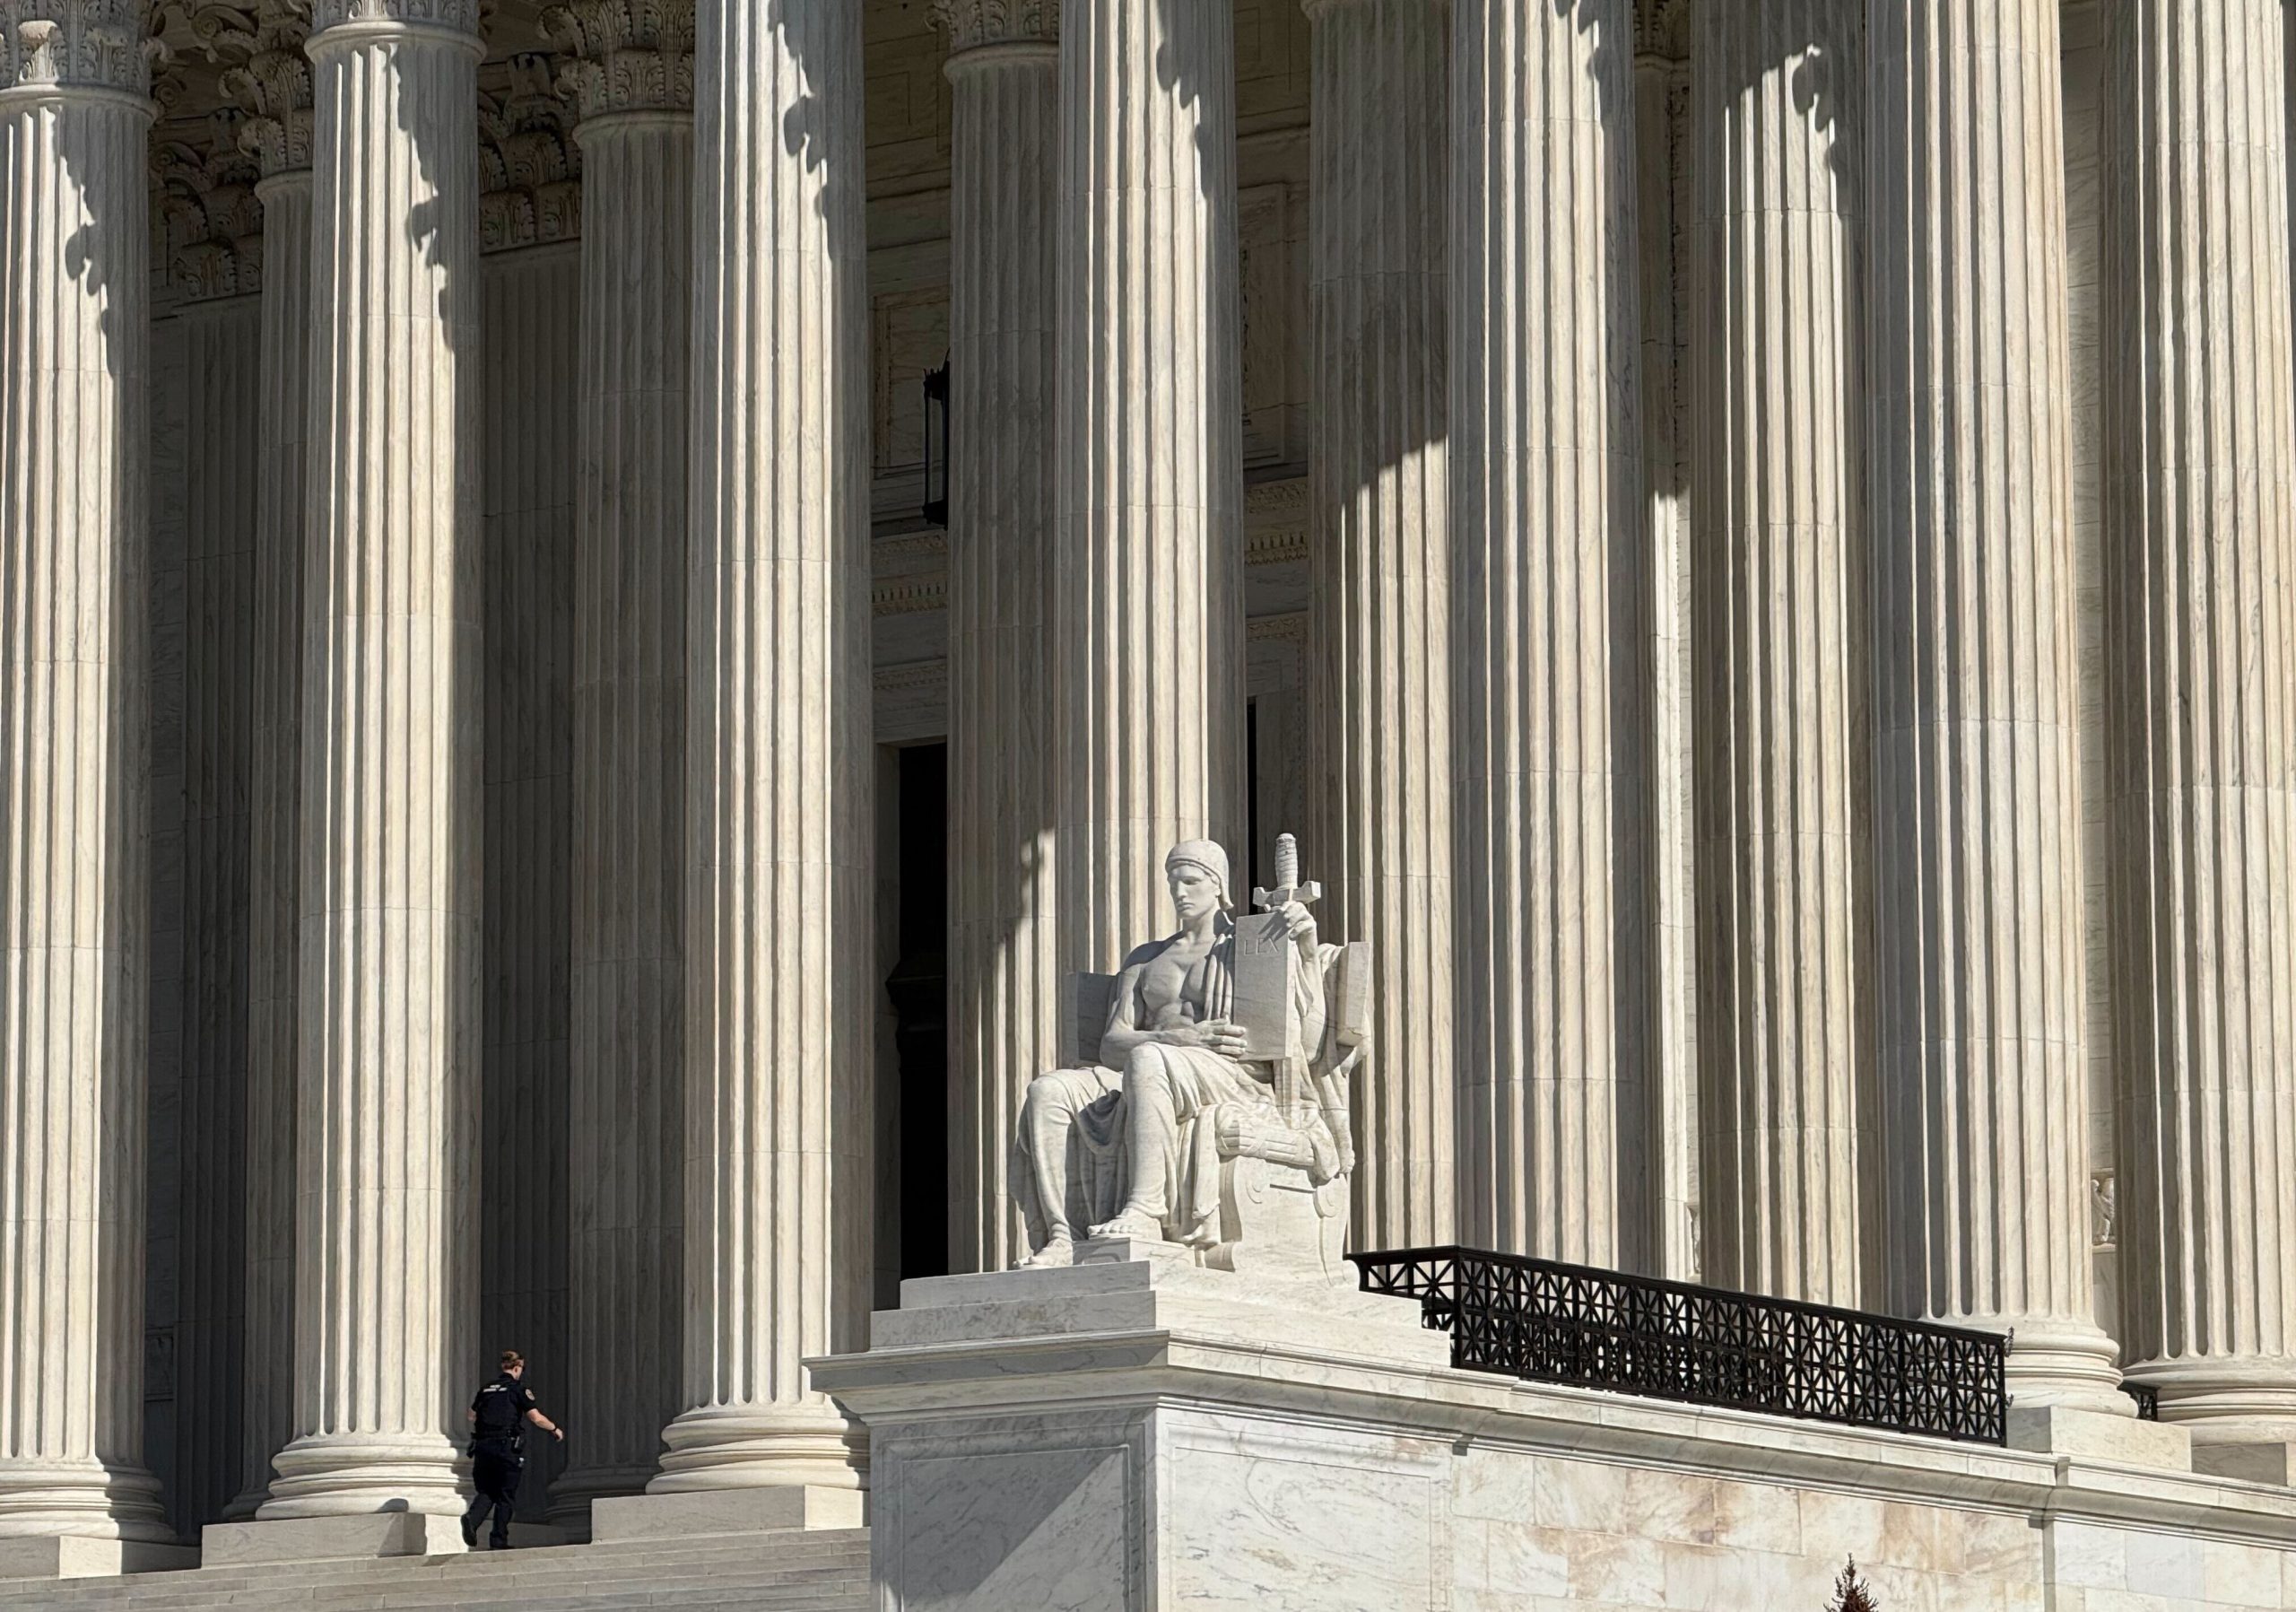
[542,0,691,119]
[479,51,580,251]
[928,0,1057,54]
[308,0,475,39]
[154,106,263,297]
[206,0,314,176]
[0,0,166,99]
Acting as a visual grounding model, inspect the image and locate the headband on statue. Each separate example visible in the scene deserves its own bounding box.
[1164,840,1231,907]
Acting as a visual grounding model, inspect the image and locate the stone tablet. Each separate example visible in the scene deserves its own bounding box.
[1227,906,1302,1064]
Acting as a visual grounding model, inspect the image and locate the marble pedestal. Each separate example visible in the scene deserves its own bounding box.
[0,1539,196,1583]
[199,1512,468,1567]
[814,1255,2296,1612]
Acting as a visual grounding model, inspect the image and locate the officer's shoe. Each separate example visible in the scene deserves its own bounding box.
[460,1516,478,1550]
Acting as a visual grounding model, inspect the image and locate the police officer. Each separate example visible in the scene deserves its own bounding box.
[460,1349,564,1551]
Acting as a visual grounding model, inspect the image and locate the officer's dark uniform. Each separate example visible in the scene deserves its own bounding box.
[461,1372,539,1549]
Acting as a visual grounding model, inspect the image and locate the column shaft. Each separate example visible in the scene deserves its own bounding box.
[2103,0,2296,1434]
[0,0,170,1542]
[224,15,315,1515]
[1057,0,1247,975]
[262,0,483,1518]
[1632,17,1698,1282]
[1692,0,1868,1304]
[654,0,870,1493]
[1304,0,1453,1251]
[1869,0,2121,1407]
[553,0,693,1518]
[1451,0,1644,1265]
[942,13,1060,1277]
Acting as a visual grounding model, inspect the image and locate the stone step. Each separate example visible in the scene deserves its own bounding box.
[0,1530,874,1611]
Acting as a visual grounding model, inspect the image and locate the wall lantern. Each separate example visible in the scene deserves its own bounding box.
[921,358,951,527]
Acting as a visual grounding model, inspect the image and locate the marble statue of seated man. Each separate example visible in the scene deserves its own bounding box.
[1010,838,1352,1269]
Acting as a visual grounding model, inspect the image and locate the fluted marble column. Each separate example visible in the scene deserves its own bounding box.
[1451,0,1643,1266]
[651,0,869,1494]
[1692,0,1867,1304]
[1632,1,1697,1283]
[260,0,483,1518]
[1869,0,2122,1410]
[2103,0,2296,1441]
[938,0,1059,1277]
[217,0,313,1521]
[1057,0,1247,976]
[0,0,171,1545]
[549,0,691,1522]
[1304,0,1453,1252]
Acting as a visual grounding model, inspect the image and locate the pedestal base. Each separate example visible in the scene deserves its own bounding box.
[0,1538,196,1582]
[2005,1404,2193,1468]
[2192,1442,2296,1486]
[591,1485,865,1544]
[201,1512,466,1568]
[813,1251,2296,1611]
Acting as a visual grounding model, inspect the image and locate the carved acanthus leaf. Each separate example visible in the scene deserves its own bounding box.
[928,0,1057,54]
[542,0,690,118]
[1,0,167,97]
[153,105,264,297]
[204,0,312,174]
[478,50,580,251]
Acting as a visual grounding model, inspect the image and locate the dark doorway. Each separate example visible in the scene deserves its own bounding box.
[884,743,949,1285]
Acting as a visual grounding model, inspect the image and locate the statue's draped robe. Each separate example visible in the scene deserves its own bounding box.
[1015,917,1341,1249]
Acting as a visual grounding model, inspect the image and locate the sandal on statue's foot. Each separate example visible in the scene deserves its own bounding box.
[1013,1235,1074,1269]
[1086,1211,1164,1242]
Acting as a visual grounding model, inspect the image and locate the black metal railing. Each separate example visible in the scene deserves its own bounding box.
[2124,1381,2160,1421]
[1350,1246,2010,1446]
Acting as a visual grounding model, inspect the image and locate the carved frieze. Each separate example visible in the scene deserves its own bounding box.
[0,0,167,97]
[927,0,1057,54]
[542,0,691,119]
[479,50,580,251]
[153,105,264,297]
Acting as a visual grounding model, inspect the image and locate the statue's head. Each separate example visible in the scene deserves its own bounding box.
[1163,841,1231,923]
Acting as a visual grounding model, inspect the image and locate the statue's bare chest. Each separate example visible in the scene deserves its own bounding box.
[1138,941,1215,1028]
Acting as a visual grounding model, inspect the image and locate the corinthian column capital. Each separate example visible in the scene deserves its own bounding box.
[543,0,691,118]
[0,0,165,99]
[929,0,1057,55]
[212,0,316,176]
[308,0,477,43]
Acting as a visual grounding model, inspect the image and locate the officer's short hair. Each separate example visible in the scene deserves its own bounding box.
[500,1349,524,1371]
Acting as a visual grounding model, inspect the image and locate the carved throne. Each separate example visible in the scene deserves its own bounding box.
[1065,941,1372,1285]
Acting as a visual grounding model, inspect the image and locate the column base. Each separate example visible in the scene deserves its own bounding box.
[1960,1312,2131,1417]
[202,1511,467,1567]
[217,1482,270,1523]
[544,1462,657,1537]
[646,1404,865,1494]
[593,1485,864,1544]
[2126,1355,2296,1452]
[255,1431,466,1520]
[0,1538,196,1582]
[0,1459,175,1546]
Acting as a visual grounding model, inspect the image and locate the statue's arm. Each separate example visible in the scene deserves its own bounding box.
[1094,962,1156,1065]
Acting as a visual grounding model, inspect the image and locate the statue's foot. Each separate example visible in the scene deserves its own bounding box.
[1086,1210,1165,1242]
[1013,1235,1074,1269]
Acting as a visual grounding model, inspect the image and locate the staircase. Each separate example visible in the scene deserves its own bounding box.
[0,1529,872,1611]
